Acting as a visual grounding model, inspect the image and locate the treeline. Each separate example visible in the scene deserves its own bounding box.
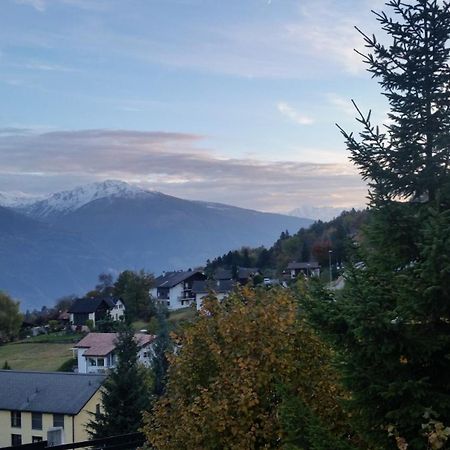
[205,208,367,276]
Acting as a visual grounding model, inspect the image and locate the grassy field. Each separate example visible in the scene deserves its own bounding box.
[132,307,198,334]
[0,309,198,372]
[0,341,74,371]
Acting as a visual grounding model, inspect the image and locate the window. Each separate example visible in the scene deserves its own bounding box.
[32,436,43,443]
[53,413,64,428]
[97,358,105,367]
[95,403,101,416]
[32,412,42,430]
[11,411,21,428]
[88,358,97,366]
[11,435,22,446]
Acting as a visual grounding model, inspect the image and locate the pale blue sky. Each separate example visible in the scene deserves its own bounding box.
[0,0,390,212]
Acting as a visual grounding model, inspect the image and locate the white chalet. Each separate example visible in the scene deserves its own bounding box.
[73,332,155,374]
[150,270,207,310]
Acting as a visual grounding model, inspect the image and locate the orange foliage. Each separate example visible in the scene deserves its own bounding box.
[142,287,347,450]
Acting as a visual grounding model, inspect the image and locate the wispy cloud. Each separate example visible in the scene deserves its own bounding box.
[8,0,378,79]
[20,61,77,72]
[14,0,46,11]
[0,129,366,211]
[277,102,314,126]
[14,0,108,12]
[327,93,355,116]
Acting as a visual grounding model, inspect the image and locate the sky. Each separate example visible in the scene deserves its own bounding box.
[0,0,391,213]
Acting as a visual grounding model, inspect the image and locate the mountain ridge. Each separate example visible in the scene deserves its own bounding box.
[1,180,313,309]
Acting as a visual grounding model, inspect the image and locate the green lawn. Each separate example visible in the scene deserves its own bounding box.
[168,307,197,324]
[19,332,84,344]
[0,341,75,371]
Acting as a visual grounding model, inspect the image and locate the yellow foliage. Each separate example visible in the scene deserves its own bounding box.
[142,287,348,450]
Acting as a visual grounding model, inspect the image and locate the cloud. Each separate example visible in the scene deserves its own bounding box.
[8,0,378,78]
[277,102,314,125]
[0,128,367,211]
[13,0,108,11]
[20,61,77,72]
[327,93,355,116]
[14,0,46,11]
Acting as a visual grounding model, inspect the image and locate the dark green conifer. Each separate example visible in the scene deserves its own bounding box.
[87,325,151,438]
[307,1,450,449]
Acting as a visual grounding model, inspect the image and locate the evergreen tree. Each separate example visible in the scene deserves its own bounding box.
[308,2,450,449]
[0,292,22,343]
[87,326,151,438]
[151,307,171,398]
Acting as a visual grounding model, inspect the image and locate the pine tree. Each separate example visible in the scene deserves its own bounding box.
[307,2,450,449]
[87,326,151,438]
[151,307,171,398]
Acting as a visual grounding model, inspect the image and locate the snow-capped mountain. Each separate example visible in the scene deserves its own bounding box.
[20,179,158,219]
[0,191,43,208]
[2,180,313,309]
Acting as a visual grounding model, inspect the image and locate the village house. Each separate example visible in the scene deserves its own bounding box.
[73,332,155,374]
[68,297,125,328]
[150,270,206,310]
[0,370,105,447]
[192,279,236,310]
[286,261,321,278]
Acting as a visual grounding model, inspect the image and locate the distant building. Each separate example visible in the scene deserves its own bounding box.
[237,267,261,285]
[287,261,320,278]
[214,268,232,280]
[0,370,105,447]
[68,297,125,328]
[150,270,207,310]
[192,279,236,310]
[73,332,155,374]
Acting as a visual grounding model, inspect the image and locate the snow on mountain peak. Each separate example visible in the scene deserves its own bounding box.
[0,191,44,208]
[22,180,158,218]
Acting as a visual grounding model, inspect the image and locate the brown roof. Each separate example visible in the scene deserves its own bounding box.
[74,332,155,357]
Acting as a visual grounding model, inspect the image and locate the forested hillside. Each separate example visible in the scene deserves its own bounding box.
[205,208,368,276]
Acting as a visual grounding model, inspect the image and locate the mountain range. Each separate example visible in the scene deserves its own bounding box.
[0,180,312,310]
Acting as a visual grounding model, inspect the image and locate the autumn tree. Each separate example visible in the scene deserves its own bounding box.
[142,287,359,450]
[0,292,22,343]
[308,1,450,449]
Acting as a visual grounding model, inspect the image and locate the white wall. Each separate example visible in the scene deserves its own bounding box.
[168,284,183,310]
[76,348,87,374]
[196,292,227,311]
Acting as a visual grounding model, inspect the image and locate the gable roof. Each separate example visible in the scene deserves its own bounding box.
[0,370,105,415]
[214,268,232,280]
[287,261,320,270]
[238,267,260,279]
[68,297,115,314]
[192,279,235,294]
[154,270,205,289]
[74,332,155,356]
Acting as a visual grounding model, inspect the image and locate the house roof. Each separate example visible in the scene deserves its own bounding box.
[0,370,105,415]
[238,267,260,279]
[68,297,116,314]
[154,270,204,288]
[74,332,155,357]
[214,268,232,280]
[192,279,235,294]
[287,261,320,270]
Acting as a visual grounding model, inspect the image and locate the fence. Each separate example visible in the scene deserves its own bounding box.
[2,432,145,450]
